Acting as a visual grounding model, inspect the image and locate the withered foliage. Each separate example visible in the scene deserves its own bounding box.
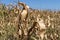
[0,3,60,40]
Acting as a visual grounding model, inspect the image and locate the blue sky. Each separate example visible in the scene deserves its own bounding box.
[0,0,60,10]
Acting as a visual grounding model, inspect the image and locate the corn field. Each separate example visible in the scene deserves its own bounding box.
[0,3,60,40]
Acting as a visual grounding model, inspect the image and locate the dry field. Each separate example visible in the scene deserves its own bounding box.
[0,4,60,40]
